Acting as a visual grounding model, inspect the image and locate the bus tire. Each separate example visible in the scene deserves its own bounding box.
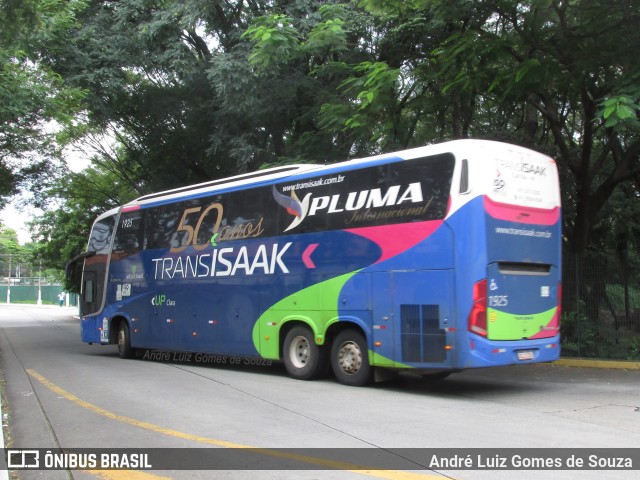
[282,326,327,380]
[117,321,134,359]
[331,329,372,386]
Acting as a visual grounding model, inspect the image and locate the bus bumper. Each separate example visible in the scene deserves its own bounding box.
[81,316,110,344]
[463,333,561,368]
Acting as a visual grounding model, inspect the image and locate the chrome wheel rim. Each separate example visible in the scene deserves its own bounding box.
[336,341,362,375]
[289,335,310,369]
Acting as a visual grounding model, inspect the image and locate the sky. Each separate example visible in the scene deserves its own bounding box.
[0,202,39,244]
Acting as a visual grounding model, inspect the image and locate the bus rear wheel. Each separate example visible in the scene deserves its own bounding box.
[282,326,327,380]
[117,321,134,359]
[331,329,372,386]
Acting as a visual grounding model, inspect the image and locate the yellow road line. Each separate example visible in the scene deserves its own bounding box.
[27,369,443,480]
[85,471,172,480]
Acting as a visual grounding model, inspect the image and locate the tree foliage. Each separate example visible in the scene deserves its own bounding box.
[0,224,34,278]
[426,0,640,254]
[2,0,638,273]
[0,0,86,208]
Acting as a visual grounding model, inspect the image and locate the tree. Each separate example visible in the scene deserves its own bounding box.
[0,226,20,254]
[239,3,386,159]
[45,0,260,193]
[0,0,85,207]
[0,225,33,278]
[21,0,640,270]
[428,0,640,255]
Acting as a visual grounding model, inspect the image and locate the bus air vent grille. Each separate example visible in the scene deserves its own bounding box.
[400,304,446,363]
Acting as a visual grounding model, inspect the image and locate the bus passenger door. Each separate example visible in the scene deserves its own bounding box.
[81,271,97,317]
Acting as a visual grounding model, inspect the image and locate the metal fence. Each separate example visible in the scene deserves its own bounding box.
[562,253,640,360]
[0,278,79,307]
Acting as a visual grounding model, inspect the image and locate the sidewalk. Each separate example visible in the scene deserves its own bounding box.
[0,303,78,312]
[0,303,78,479]
[553,358,640,370]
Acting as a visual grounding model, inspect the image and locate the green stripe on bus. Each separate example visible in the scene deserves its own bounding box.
[487,307,557,340]
[252,271,359,358]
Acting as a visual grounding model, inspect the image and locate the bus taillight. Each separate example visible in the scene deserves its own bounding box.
[557,282,562,320]
[468,279,488,337]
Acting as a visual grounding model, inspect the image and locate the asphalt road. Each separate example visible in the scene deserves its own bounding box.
[0,304,639,480]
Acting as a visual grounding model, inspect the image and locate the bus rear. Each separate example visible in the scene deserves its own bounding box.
[449,141,561,368]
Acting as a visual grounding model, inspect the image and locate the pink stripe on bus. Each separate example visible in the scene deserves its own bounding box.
[484,196,559,225]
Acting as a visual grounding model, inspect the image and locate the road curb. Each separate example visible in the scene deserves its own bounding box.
[0,386,9,480]
[553,358,640,370]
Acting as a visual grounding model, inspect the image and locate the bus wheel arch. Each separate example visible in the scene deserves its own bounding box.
[280,321,328,380]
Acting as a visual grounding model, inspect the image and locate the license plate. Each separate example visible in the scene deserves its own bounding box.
[517,350,535,361]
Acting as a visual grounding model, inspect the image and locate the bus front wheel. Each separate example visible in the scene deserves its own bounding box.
[331,329,372,386]
[117,321,134,359]
[282,326,327,380]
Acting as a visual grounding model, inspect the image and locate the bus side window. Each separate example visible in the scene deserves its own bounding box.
[459,159,470,194]
[84,280,94,303]
[146,205,183,250]
[113,210,144,257]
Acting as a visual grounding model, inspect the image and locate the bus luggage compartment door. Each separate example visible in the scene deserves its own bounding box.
[485,262,560,341]
[373,270,455,368]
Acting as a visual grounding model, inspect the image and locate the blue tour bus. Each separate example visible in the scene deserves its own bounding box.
[70,139,562,386]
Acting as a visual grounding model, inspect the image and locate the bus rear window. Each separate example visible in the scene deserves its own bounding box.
[498,262,551,276]
[487,149,560,210]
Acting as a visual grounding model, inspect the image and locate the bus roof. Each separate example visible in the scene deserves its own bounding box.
[119,139,550,210]
[124,164,321,209]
